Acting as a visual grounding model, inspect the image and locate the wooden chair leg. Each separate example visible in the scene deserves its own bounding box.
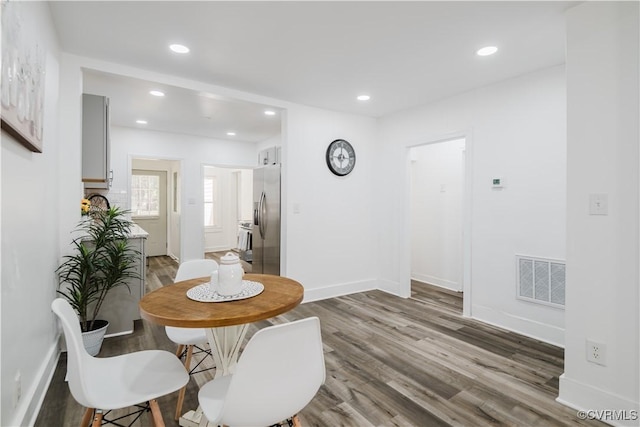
[91,410,103,427]
[175,344,185,358]
[149,399,165,427]
[174,345,194,420]
[292,414,301,427]
[80,408,94,427]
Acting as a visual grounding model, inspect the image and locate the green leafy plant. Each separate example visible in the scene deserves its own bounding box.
[56,207,140,332]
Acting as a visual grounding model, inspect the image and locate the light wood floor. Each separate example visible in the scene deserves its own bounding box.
[36,256,605,427]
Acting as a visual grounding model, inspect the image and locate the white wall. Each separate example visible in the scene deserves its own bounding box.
[1,3,62,426]
[377,65,567,345]
[238,169,253,221]
[110,126,257,262]
[559,2,639,422]
[283,105,379,300]
[410,139,465,291]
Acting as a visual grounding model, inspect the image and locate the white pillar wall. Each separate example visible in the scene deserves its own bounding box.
[559,2,640,422]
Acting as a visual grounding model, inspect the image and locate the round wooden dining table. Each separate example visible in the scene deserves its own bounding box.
[139,273,304,427]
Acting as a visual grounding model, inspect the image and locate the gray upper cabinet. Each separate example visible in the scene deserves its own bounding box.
[82,94,111,189]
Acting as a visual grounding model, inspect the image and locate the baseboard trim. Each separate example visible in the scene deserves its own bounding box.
[104,329,133,338]
[303,279,377,303]
[472,304,565,347]
[11,340,60,427]
[558,374,640,427]
[204,245,232,253]
[411,273,461,292]
[376,278,410,298]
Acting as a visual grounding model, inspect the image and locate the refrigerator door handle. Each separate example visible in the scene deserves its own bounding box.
[258,191,267,239]
[253,202,259,226]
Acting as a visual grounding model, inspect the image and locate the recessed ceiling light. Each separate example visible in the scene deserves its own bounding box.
[477,46,498,56]
[149,90,165,97]
[227,132,236,136]
[136,119,148,125]
[357,95,371,101]
[264,110,276,116]
[169,44,190,54]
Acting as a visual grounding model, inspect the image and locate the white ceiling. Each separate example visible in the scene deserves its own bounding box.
[82,69,283,142]
[49,1,575,142]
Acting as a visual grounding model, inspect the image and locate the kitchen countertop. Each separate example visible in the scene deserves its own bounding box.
[80,222,148,241]
[129,223,149,238]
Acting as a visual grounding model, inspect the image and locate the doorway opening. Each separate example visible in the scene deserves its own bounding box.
[409,137,467,307]
[202,165,254,272]
[131,158,182,261]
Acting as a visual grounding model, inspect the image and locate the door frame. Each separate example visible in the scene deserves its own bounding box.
[402,130,473,317]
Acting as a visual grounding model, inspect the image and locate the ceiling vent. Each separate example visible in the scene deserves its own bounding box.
[516,255,565,308]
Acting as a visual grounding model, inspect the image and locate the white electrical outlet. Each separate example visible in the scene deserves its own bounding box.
[586,340,607,366]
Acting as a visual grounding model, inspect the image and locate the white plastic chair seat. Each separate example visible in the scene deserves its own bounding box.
[197,317,325,426]
[167,258,219,421]
[198,375,233,422]
[165,326,208,346]
[167,258,218,348]
[82,350,189,410]
[51,298,189,426]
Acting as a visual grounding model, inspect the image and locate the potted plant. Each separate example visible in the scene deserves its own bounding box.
[56,204,140,355]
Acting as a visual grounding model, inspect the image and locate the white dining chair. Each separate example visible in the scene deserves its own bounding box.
[166,258,219,420]
[51,298,189,427]
[197,317,325,427]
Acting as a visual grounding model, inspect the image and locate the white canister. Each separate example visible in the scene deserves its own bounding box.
[218,252,244,296]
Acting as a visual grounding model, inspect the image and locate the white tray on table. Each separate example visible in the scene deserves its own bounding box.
[186,280,264,302]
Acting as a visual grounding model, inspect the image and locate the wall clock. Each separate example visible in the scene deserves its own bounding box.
[86,193,111,220]
[87,193,110,211]
[326,139,356,176]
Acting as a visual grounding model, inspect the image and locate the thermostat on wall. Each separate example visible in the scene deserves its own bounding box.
[492,177,505,188]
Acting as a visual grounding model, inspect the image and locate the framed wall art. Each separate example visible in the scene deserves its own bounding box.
[1,0,46,153]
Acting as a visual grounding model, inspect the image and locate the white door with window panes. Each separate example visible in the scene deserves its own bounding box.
[131,170,167,257]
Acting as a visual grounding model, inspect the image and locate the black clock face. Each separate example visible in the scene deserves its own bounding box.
[326,139,356,176]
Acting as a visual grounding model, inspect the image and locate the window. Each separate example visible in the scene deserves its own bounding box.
[204,176,220,227]
[131,174,160,217]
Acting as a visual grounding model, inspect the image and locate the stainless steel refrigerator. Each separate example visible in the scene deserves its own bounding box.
[253,165,281,274]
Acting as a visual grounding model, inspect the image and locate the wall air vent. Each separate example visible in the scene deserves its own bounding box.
[516,255,565,308]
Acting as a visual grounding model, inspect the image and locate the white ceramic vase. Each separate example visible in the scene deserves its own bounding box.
[218,252,244,296]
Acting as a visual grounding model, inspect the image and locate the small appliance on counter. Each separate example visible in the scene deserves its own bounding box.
[238,221,253,263]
